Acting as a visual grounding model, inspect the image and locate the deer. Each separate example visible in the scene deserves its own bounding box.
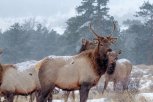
[102,57,132,94]
[36,23,117,102]
[86,23,132,94]
[78,39,132,94]
[0,59,43,102]
[0,38,97,102]
[56,38,99,102]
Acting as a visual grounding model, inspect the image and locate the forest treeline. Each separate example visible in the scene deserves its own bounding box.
[0,0,153,64]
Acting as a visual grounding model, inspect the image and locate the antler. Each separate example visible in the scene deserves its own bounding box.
[89,23,101,38]
[82,38,88,45]
[0,49,3,54]
[106,21,118,43]
[112,21,116,33]
[106,35,117,44]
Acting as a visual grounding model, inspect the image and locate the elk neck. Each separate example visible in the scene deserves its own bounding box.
[93,45,108,76]
[106,62,116,75]
[0,63,3,85]
[79,44,86,53]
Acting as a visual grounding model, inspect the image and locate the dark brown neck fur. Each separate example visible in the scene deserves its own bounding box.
[0,63,3,85]
[78,45,108,77]
[106,62,116,75]
[93,42,108,76]
[79,45,87,53]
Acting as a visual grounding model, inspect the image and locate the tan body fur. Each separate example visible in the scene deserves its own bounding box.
[37,24,118,102]
[103,58,132,93]
[39,52,100,90]
[0,64,40,95]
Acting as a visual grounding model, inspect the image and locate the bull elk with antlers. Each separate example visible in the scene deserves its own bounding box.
[79,39,132,94]
[80,38,132,94]
[37,23,117,102]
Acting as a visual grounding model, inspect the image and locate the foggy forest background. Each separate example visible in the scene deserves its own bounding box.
[0,0,153,65]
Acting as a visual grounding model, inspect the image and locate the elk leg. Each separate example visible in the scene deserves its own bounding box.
[5,93,14,102]
[35,91,39,102]
[64,91,70,102]
[123,78,129,91]
[71,91,75,102]
[79,82,91,102]
[37,84,55,102]
[113,80,117,91]
[29,92,35,102]
[47,92,53,102]
[102,80,108,94]
[15,95,18,102]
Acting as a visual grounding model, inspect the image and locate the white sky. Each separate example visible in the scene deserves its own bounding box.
[0,0,152,34]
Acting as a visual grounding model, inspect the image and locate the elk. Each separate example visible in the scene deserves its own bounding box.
[0,60,42,102]
[0,39,97,102]
[102,56,132,94]
[59,38,98,102]
[80,39,132,94]
[37,24,117,102]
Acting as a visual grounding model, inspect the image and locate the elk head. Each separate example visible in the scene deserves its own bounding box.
[81,39,97,50]
[89,22,117,44]
[107,50,121,64]
[106,50,121,75]
[89,22,117,54]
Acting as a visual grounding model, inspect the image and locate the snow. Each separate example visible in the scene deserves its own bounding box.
[139,93,153,98]
[136,93,153,102]
[117,58,130,63]
[76,21,90,32]
[15,60,38,72]
[79,21,90,29]
[140,80,152,90]
[14,55,74,72]
[52,98,107,102]
[87,98,107,102]
[48,55,73,61]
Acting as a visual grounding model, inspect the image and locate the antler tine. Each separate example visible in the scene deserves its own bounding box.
[106,21,117,44]
[106,35,117,44]
[112,21,116,33]
[110,37,118,44]
[0,49,3,54]
[82,38,88,45]
[89,22,101,38]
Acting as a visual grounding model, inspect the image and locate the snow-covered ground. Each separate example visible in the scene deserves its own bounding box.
[52,98,107,102]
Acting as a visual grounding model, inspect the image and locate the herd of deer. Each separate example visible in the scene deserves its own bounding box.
[0,23,132,102]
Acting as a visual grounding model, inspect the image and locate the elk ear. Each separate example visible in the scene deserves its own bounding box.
[82,38,87,45]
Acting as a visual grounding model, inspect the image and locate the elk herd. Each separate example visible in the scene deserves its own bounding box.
[0,22,133,102]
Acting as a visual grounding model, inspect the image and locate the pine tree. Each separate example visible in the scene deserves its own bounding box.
[124,1,153,64]
[135,1,153,64]
[63,0,119,55]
